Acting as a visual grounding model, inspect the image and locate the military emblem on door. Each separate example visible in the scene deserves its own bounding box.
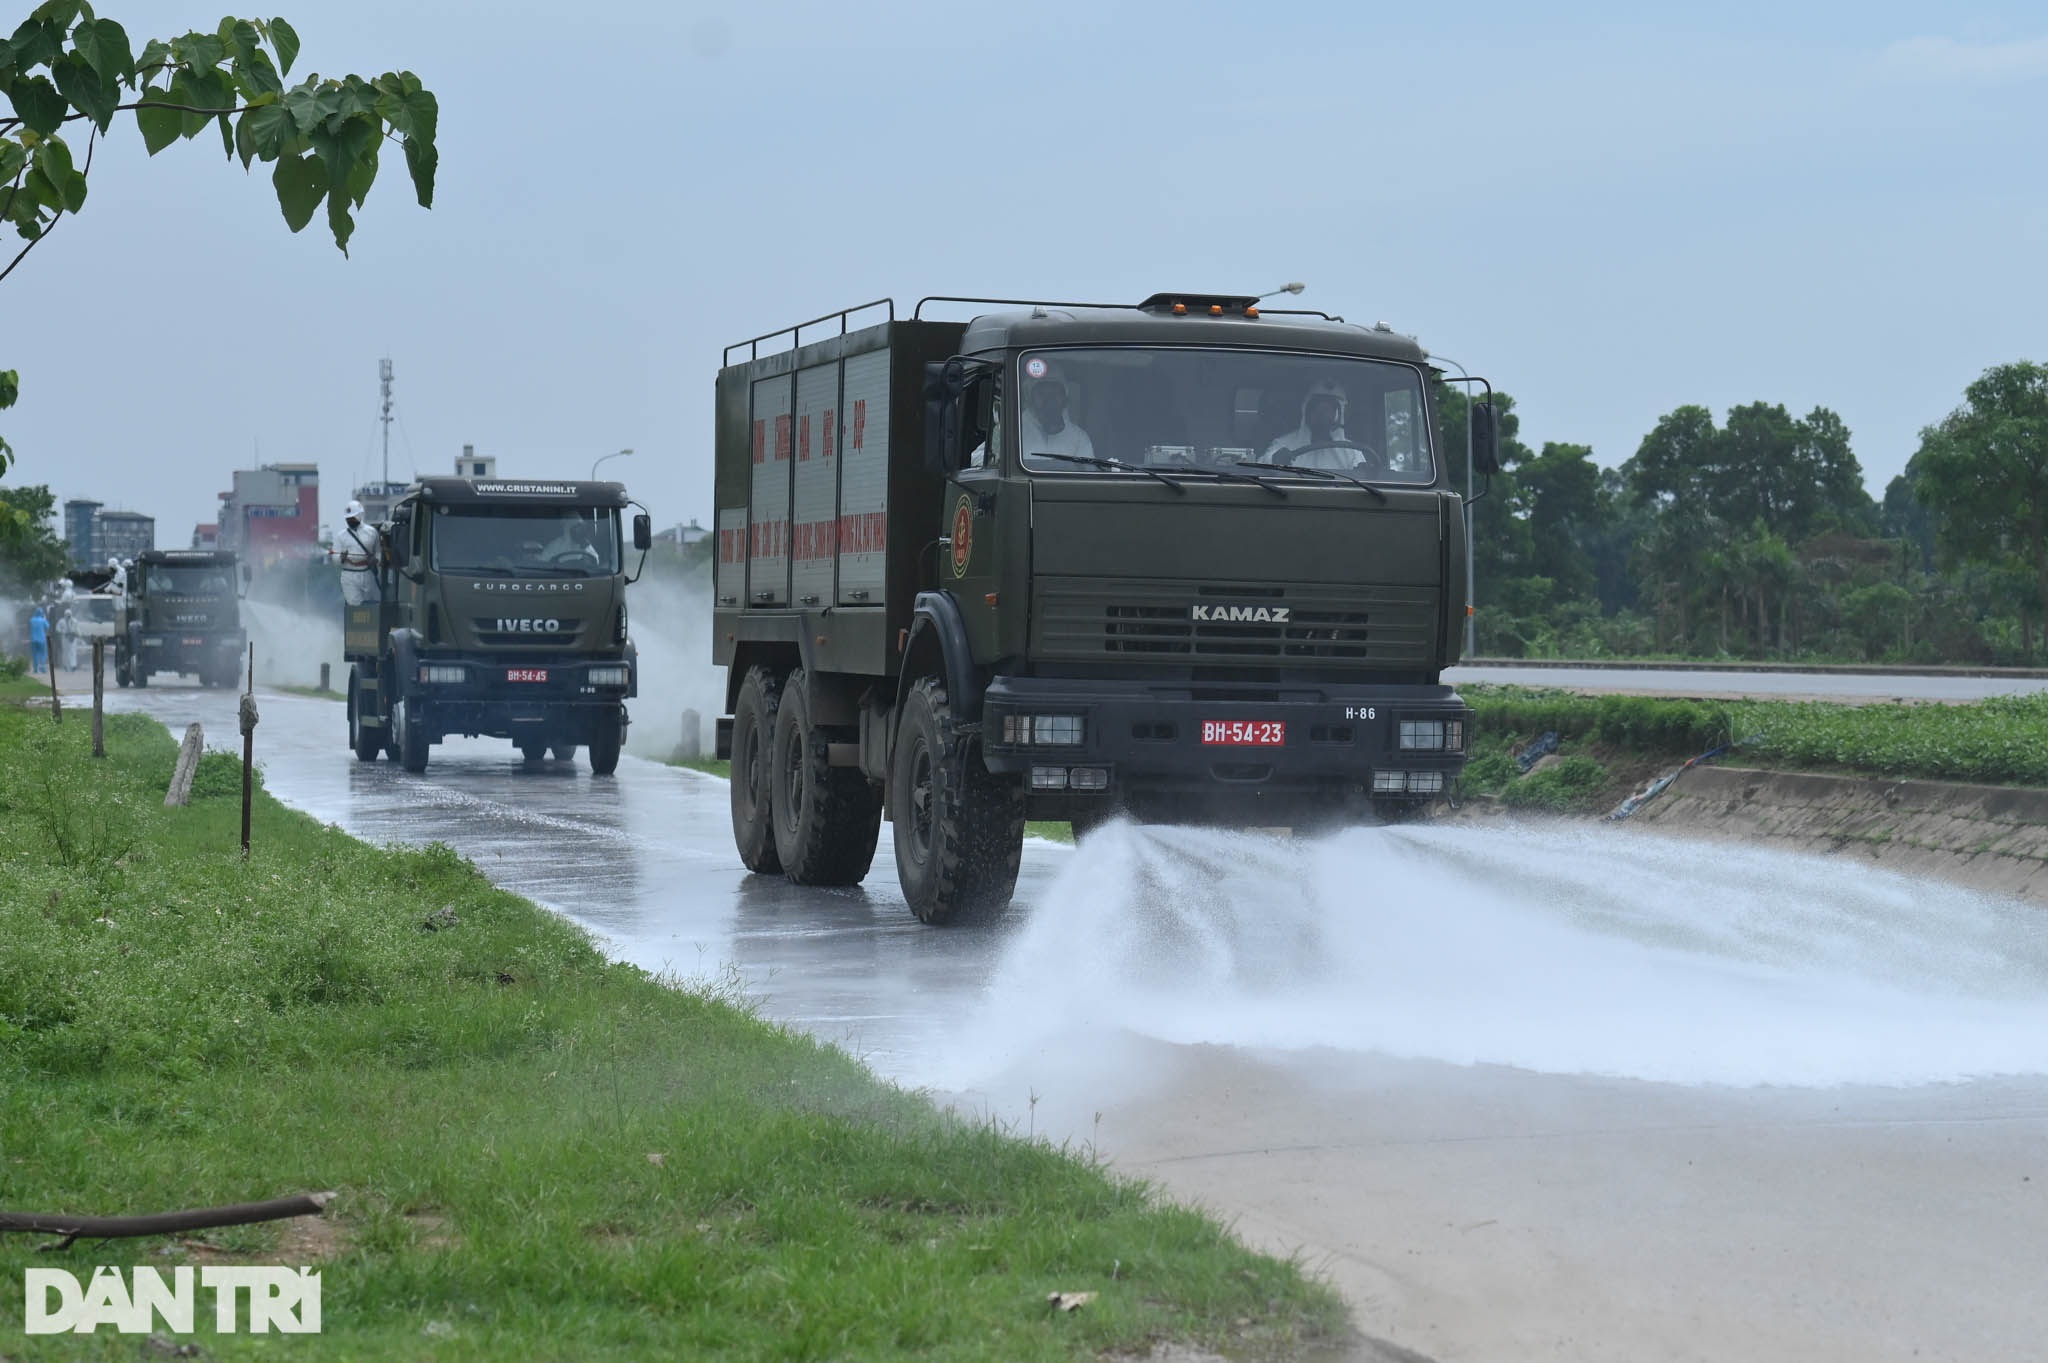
[950,493,974,578]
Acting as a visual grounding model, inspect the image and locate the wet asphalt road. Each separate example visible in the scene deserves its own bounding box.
[103,681,2048,1363]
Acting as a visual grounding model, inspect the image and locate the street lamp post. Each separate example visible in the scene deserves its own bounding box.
[591,448,634,481]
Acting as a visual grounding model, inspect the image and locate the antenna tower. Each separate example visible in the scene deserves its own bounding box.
[379,358,394,489]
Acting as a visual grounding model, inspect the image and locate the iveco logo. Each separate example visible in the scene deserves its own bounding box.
[1191,605,1290,623]
[471,582,585,593]
[496,618,563,633]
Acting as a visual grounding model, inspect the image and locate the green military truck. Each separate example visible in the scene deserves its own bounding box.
[114,549,248,689]
[343,477,651,775]
[712,293,1499,924]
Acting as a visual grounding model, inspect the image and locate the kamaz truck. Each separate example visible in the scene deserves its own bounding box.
[712,293,1499,924]
[114,549,248,689]
[343,477,651,774]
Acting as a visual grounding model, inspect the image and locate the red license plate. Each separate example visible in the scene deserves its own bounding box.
[1202,720,1285,746]
[507,668,549,683]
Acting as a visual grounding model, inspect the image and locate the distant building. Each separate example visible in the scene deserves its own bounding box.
[191,523,219,550]
[218,462,319,567]
[96,510,156,564]
[660,519,710,547]
[63,499,102,569]
[350,480,410,527]
[456,444,496,479]
[61,499,154,567]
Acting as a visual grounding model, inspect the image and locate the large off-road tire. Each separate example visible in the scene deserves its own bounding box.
[588,706,624,776]
[518,738,548,763]
[890,676,1025,924]
[1371,796,1426,826]
[729,667,784,872]
[115,650,131,688]
[551,744,577,762]
[395,696,430,773]
[348,670,381,762]
[132,662,148,688]
[769,668,881,885]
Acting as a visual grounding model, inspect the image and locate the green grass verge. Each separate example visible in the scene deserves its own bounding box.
[0,699,1343,1360]
[275,683,344,701]
[1466,684,2048,791]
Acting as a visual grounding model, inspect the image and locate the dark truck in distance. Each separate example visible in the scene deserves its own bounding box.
[712,293,1499,924]
[343,477,651,775]
[114,549,248,689]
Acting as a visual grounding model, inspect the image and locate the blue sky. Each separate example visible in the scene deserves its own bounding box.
[5,0,2045,542]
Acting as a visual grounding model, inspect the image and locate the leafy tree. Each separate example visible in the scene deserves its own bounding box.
[0,2,439,507]
[0,481,66,587]
[1912,360,2048,656]
[1515,441,1604,603]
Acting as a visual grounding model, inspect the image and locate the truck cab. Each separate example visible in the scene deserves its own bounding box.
[114,549,247,689]
[712,293,1499,923]
[342,477,651,774]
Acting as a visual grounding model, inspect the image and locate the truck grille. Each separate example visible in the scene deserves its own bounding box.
[472,620,587,648]
[1033,578,1435,667]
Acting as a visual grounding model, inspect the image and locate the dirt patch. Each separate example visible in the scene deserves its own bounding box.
[1614,765,2048,903]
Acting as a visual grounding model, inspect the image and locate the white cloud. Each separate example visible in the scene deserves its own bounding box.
[1877,34,2048,83]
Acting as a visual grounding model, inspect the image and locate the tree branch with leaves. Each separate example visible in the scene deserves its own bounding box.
[0,1,437,503]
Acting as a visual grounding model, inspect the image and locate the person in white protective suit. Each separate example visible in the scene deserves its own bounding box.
[335,500,385,606]
[1263,379,1374,471]
[107,555,127,595]
[1019,374,1096,461]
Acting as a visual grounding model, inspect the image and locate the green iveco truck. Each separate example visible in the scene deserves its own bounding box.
[712,292,1499,923]
[115,549,248,689]
[343,477,651,775]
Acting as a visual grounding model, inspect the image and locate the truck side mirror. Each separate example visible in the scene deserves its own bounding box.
[239,562,252,598]
[923,359,966,476]
[1470,401,1501,477]
[632,513,652,552]
[388,518,410,570]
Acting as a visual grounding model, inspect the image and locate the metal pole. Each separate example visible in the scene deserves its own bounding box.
[91,639,104,757]
[240,642,255,859]
[379,358,394,492]
[591,448,634,481]
[1435,355,1477,656]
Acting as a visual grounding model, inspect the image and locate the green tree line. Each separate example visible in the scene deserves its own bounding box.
[1446,360,2048,665]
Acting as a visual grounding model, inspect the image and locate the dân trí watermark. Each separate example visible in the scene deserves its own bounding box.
[24,1265,321,1335]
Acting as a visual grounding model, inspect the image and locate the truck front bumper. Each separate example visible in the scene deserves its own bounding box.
[980,675,1469,822]
[405,653,635,742]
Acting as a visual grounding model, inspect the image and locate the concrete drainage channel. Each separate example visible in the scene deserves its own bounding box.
[1466,764,2048,904]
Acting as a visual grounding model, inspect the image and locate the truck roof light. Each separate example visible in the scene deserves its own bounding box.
[1244,305,1259,318]
[1172,302,1187,315]
[1209,304,1223,315]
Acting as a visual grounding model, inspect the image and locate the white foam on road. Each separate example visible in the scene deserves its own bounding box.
[923,821,2048,1091]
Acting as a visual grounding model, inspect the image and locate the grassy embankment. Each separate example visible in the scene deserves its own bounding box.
[1464,684,2048,813]
[0,696,1343,1359]
[275,683,344,701]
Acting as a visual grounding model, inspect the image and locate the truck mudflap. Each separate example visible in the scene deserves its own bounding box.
[979,675,1469,821]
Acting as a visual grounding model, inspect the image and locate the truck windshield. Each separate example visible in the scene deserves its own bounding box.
[432,508,621,577]
[1015,347,1435,484]
[145,566,234,595]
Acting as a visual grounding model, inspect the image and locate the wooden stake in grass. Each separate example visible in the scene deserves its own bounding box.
[47,647,60,722]
[241,643,258,860]
[165,724,204,808]
[90,639,104,758]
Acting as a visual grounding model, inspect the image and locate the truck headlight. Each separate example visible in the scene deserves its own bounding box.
[1002,714,1085,746]
[1398,719,1464,751]
[587,664,631,687]
[419,664,467,684]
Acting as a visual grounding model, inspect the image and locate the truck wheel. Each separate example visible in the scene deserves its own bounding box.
[395,697,430,773]
[348,671,381,762]
[770,668,881,885]
[1371,797,1425,826]
[729,666,784,873]
[115,652,131,688]
[588,707,624,776]
[133,663,148,688]
[551,744,577,762]
[518,739,547,763]
[891,676,1025,924]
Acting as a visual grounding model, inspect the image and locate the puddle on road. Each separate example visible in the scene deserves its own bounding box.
[921,821,2048,1091]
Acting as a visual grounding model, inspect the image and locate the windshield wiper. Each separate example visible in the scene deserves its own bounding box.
[1235,460,1387,503]
[1174,465,1289,498]
[1031,451,1187,494]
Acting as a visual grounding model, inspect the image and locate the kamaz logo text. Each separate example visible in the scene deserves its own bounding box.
[494,618,563,633]
[1191,605,1290,623]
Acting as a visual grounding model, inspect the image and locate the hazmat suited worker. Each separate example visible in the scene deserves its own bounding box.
[1263,379,1376,471]
[1019,375,1095,461]
[335,500,384,606]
